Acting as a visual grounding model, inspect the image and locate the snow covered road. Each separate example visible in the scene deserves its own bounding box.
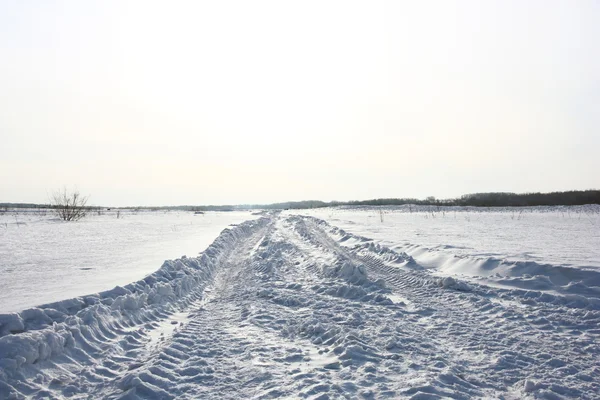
[1,213,599,399]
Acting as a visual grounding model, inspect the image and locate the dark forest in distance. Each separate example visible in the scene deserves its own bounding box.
[2,190,599,211]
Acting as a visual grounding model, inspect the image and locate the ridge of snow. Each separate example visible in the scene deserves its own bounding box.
[0,217,269,378]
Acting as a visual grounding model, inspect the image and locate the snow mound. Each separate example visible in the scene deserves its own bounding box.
[385,241,600,306]
[0,217,268,378]
[436,276,472,291]
[322,260,369,284]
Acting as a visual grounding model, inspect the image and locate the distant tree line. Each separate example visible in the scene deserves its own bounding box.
[2,190,599,212]
[183,190,600,210]
[345,197,436,207]
[0,202,50,209]
[455,190,600,207]
[340,190,600,208]
[252,190,600,209]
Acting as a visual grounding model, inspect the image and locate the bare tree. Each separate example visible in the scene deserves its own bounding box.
[51,187,89,221]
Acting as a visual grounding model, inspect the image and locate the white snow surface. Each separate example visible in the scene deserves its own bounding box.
[0,210,257,313]
[1,210,599,399]
[292,206,600,295]
[292,205,600,270]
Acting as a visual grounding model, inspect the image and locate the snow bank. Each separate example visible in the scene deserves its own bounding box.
[0,210,258,313]
[436,276,472,291]
[400,243,600,303]
[291,213,600,310]
[0,217,268,380]
[292,205,600,271]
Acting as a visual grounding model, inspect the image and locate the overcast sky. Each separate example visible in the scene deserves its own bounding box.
[1,0,599,206]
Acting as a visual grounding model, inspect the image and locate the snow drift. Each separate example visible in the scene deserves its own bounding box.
[0,217,268,394]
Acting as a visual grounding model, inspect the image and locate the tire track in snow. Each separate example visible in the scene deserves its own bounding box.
[288,215,600,399]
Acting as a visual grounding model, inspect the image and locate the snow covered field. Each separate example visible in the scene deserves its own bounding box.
[292,205,600,269]
[291,206,600,297]
[0,210,257,313]
[1,208,599,399]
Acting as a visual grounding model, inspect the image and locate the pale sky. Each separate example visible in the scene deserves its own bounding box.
[1,0,599,206]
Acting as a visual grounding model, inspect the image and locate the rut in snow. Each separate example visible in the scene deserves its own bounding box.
[1,213,599,399]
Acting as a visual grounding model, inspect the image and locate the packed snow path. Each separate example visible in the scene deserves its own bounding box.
[1,214,599,399]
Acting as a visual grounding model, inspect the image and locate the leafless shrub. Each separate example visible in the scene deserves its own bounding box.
[51,187,89,221]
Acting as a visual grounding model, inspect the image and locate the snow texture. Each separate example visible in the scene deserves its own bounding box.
[1,212,599,399]
[0,210,256,312]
